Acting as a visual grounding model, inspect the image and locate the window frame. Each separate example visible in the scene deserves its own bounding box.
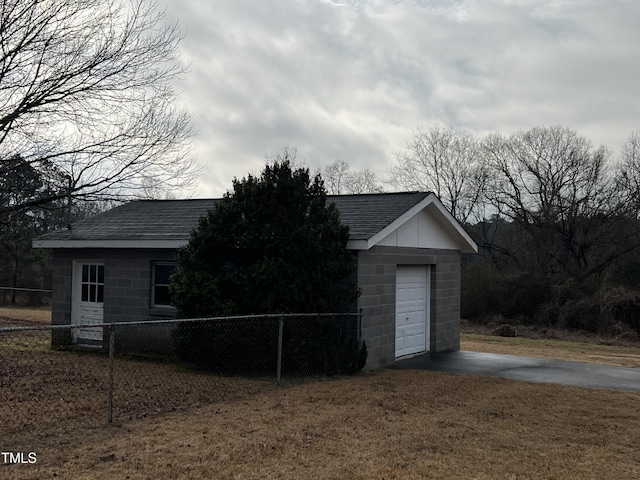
[81,263,105,304]
[151,262,177,309]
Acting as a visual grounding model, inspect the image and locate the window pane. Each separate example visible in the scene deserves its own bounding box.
[82,284,89,302]
[97,285,104,303]
[155,265,175,285]
[90,284,96,302]
[82,265,88,283]
[152,263,176,306]
[90,265,96,283]
[98,265,104,284]
[154,286,171,305]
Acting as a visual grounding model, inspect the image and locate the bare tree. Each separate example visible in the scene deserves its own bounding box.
[323,160,350,195]
[323,160,383,195]
[618,130,640,216]
[390,125,486,223]
[482,126,633,276]
[0,0,199,216]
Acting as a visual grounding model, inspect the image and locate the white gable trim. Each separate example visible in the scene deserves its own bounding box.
[32,239,187,250]
[358,193,478,253]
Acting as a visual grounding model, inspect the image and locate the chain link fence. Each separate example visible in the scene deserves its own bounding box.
[0,313,364,450]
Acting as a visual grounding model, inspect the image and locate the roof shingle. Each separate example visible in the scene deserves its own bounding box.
[35,192,431,244]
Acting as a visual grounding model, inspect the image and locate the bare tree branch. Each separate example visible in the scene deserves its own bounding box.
[481,126,634,276]
[322,160,383,195]
[0,0,200,215]
[618,130,640,216]
[389,125,486,223]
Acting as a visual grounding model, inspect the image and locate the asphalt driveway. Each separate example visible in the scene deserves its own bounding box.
[390,351,640,392]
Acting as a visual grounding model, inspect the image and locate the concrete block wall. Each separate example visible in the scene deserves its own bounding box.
[50,248,177,351]
[357,246,461,368]
[50,244,462,362]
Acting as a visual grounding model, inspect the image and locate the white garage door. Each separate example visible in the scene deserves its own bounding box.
[395,265,430,358]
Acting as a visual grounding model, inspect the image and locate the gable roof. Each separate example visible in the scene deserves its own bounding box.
[33,192,478,253]
[329,192,429,241]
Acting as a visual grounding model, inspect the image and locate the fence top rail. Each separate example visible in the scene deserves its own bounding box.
[0,312,361,333]
[0,287,52,293]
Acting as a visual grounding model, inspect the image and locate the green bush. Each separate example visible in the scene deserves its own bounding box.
[169,159,358,318]
[169,158,364,376]
[280,318,367,375]
[172,316,367,376]
[172,319,279,374]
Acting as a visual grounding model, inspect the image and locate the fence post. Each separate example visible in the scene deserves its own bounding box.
[107,324,115,423]
[277,316,284,386]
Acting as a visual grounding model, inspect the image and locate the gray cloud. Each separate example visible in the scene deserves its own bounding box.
[160,0,640,196]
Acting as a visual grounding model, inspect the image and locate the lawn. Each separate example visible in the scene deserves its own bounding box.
[461,333,640,368]
[0,305,51,324]
[1,308,640,479]
[3,370,640,479]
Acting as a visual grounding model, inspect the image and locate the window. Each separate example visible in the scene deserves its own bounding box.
[81,264,104,303]
[152,263,176,307]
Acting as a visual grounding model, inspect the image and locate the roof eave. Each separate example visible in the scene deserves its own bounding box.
[32,239,187,249]
[345,239,368,250]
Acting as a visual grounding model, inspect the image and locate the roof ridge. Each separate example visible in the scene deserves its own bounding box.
[132,198,221,202]
[328,190,428,195]
[130,191,432,202]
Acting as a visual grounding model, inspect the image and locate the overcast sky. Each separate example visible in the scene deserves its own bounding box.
[159,0,640,197]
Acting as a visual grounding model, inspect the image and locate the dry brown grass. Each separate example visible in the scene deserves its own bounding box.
[462,333,640,368]
[3,369,640,479]
[459,318,640,370]
[0,305,51,324]
[2,308,640,478]
[0,329,275,449]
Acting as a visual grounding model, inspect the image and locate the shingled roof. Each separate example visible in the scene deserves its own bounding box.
[328,192,430,241]
[36,198,217,244]
[33,192,477,252]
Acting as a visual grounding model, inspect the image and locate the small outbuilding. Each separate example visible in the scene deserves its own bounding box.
[34,192,477,368]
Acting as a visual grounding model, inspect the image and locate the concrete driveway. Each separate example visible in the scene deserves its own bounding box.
[390,351,640,392]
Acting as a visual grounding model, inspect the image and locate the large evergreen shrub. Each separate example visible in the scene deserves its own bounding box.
[170,158,365,374]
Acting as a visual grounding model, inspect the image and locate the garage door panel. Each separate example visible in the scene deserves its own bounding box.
[395,265,430,358]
